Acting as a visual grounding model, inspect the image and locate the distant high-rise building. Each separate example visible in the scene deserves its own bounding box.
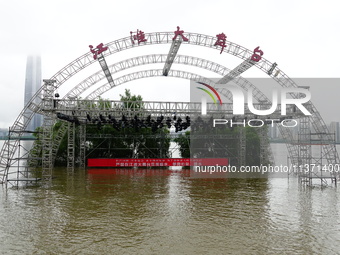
[24,56,43,131]
[329,122,340,143]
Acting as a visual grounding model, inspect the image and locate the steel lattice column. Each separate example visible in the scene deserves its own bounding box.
[258,126,273,165]
[41,116,54,180]
[67,122,75,173]
[239,127,246,167]
[78,125,86,168]
[298,116,312,184]
[41,80,57,181]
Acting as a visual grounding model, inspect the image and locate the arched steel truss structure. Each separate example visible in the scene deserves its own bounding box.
[65,54,269,102]
[0,31,338,184]
[46,55,294,172]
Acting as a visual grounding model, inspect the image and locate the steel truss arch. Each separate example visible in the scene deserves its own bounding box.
[55,68,293,162]
[59,54,295,161]
[0,31,338,183]
[44,55,282,173]
[65,54,270,103]
[5,31,319,124]
[32,56,286,179]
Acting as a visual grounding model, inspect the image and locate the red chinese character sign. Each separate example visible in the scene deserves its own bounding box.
[89,43,108,60]
[173,26,189,41]
[251,46,264,62]
[130,29,147,44]
[214,33,227,54]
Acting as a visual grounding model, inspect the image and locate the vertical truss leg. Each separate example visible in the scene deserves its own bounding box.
[67,122,75,173]
[239,127,246,167]
[79,125,86,168]
[41,80,57,182]
[41,116,54,181]
[258,126,273,165]
[298,116,312,185]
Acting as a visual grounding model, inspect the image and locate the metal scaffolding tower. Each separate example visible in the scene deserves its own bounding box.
[297,115,312,183]
[295,115,337,186]
[79,125,86,168]
[67,122,75,173]
[41,80,57,181]
[5,129,40,187]
[239,127,246,167]
[287,87,338,186]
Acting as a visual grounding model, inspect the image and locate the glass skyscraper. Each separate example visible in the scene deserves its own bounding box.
[24,56,43,131]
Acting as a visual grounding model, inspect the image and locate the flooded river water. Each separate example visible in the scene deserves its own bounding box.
[0,143,339,254]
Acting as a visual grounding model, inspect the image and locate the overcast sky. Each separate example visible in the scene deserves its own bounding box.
[0,0,339,128]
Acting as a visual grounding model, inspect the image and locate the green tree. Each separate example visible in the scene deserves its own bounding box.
[174,131,190,158]
[120,89,143,108]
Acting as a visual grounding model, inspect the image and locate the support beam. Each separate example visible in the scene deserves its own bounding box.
[163,39,182,76]
[239,127,246,167]
[41,116,54,181]
[78,125,86,168]
[217,59,255,84]
[97,54,115,87]
[258,126,272,165]
[54,99,300,120]
[41,80,57,182]
[67,122,75,173]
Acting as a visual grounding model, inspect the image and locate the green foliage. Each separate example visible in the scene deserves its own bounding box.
[120,89,143,109]
[174,131,190,158]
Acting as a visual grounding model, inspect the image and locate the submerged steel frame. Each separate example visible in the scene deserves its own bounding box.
[67,122,75,173]
[41,80,57,181]
[79,125,86,168]
[0,31,338,185]
[5,129,40,187]
[47,50,285,174]
[54,99,283,168]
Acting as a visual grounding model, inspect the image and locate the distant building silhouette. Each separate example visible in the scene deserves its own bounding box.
[24,56,43,131]
[329,122,340,143]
